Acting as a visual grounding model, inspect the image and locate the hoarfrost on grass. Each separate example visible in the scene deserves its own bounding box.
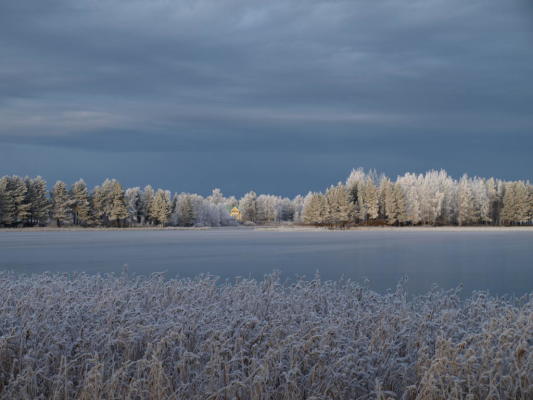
[0,272,531,399]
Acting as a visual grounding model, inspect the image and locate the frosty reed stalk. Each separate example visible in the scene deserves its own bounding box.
[0,272,531,399]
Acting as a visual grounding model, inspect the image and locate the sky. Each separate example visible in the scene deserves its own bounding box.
[1,0,532,197]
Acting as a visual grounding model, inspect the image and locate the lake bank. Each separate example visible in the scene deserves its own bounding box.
[1,224,533,232]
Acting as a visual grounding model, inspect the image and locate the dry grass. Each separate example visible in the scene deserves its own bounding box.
[0,272,531,399]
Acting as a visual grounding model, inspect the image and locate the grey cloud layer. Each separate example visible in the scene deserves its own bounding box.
[0,0,532,193]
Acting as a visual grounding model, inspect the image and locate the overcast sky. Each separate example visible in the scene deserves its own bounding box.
[1,0,532,196]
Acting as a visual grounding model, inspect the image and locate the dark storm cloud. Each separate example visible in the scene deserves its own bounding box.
[0,0,532,194]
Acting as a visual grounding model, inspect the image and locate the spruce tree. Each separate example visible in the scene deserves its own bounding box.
[52,181,71,227]
[10,176,31,226]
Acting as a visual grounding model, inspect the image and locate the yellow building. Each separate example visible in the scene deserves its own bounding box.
[230,207,241,220]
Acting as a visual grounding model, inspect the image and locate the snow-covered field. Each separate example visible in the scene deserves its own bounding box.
[0,272,530,399]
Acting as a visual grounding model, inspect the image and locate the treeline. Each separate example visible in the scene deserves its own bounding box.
[0,176,300,228]
[303,169,533,227]
[0,168,532,228]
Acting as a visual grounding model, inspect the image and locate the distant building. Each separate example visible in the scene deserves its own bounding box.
[230,207,241,220]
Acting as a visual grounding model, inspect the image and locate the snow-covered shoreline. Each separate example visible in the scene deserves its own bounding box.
[0,272,530,399]
[256,225,533,232]
[2,225,533,233]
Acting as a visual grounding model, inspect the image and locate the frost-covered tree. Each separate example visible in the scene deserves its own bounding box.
[175,194,195,227]
[109,181,129,227]
[393,183,408,225]
[256,194,279,223]
[302,192,326,225]
[141,185,155,225]
[0,176,31,227]
[485,178,501,225]
[381,178,400,225]
[471,178,491,224]
[70,179,93,226]
[457,175,477,226]
[278,197,295,221]
[51,181,71,227]
[150,189,171,226]
[325,184,352,227]
[292,195,305,223]
[501,181,529,225]
[207,188,224,205]
[125,187,143,225]
[239,191,257,223]
[397,173,421,225]
[25,176,50,226]
[528,185,533,223]
[224,195,239,211]
[360,180,379,223]
[0,177,16,226]
[92,184,108,226]
[0,169,530,229]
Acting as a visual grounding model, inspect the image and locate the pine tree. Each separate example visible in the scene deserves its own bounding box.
[52,181,71,227]
[8,176,31,226]
[71,179,93,226]
[109,181,129,227]
[0,177,13,226]
[150,189,171,226]
[26,176,50,226]
[0,177,15,226]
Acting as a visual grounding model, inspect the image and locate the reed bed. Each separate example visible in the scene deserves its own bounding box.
[0,271,530,399]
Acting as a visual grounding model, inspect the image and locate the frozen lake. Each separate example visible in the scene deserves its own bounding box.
[1,228,532,296]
